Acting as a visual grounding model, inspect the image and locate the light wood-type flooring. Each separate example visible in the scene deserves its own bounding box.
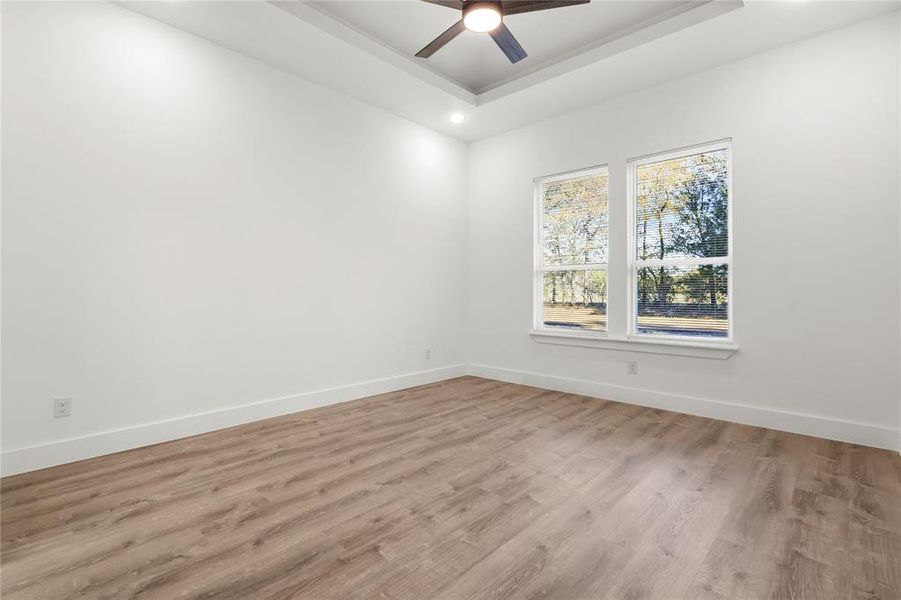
[2,376,900,599]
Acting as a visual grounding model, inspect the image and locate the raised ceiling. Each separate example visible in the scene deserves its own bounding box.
[309,1,704,94]
[122,1,900,141]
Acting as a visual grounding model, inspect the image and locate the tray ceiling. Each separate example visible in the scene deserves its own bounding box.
[309,0,704,94]
[121,1,900,141]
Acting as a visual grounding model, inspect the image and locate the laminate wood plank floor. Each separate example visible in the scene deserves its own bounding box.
[2,376,899,599]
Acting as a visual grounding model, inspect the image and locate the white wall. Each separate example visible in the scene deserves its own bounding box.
[467,13,901,449]
[1,1,469,473]
[3,4,900,475]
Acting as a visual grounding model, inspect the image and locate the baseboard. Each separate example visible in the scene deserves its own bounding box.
[467,364,899,451]
[4,361,897,476]
[0,364,467,477]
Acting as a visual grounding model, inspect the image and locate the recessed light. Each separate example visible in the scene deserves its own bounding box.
[450,112,465,124]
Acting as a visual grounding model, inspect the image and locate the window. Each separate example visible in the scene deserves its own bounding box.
[532,140,734,354]
[535,167,609,333]
[629,141,731,340]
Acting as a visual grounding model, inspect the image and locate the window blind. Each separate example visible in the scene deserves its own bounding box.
[631,145,731,339]
[539,168,609,332]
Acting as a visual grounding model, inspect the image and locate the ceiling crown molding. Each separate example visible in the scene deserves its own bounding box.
[120,1,900,142]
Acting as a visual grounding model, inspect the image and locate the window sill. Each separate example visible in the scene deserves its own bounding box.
[530,330,738,359]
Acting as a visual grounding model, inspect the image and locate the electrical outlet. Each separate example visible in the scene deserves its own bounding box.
[53,397,72,418]
[627,361,638,375]
[424,348,432,360]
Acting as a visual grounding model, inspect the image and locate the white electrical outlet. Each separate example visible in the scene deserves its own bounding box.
[53,397,72,418]
[425,348,432,360]
[627,361,638,375]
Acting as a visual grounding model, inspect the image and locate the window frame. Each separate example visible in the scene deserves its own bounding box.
[626,139,734,343]
[532,164,611,336]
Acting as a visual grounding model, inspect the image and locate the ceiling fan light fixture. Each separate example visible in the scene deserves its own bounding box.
[416,0,588,63]
[463,2,502,33]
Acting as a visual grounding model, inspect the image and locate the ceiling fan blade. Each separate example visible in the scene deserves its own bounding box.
[490,23,527,64]
[415,19,467,58]
[501,0,589,16]
[420,0,464,10]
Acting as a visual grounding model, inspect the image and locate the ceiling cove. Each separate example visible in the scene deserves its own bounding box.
[283,0,742,101]
[121,1,900,141]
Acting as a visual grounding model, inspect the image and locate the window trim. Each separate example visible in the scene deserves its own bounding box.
[530,140,737,357]
[626,138,734,344]
[533,164,610,336]
[530,329,737,359]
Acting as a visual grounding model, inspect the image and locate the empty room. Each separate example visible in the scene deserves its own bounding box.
[2,0,900,598]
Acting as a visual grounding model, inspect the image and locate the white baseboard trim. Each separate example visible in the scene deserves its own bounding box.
[467,364,899,452]
[4,361,897,476]
[1,364,467,477]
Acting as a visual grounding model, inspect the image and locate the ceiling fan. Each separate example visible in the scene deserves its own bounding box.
[415,0,589,64]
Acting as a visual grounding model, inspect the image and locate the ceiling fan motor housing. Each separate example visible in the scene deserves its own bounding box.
[463,1,503,15]
[416,0,588,62]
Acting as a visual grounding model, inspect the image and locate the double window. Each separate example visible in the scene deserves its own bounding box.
[535,140,732,345]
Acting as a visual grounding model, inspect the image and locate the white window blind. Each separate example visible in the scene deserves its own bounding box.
[536,167,609,332]
[629,142,732,339]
